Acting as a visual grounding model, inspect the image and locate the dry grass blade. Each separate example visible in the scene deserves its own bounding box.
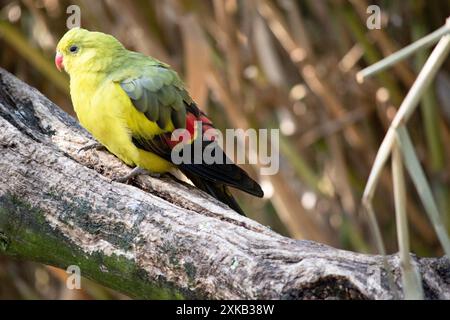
[357,24,450,83]
[363,31,450,205]
[361,22,450,299]
[180,15,210,108]
[366,203,399,298]
[253,13,286,87]
[392,143,424,300]
[396,126,450,257]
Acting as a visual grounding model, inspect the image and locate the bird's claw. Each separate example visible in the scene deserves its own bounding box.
[112,167,160,183]
[78,142,105,154]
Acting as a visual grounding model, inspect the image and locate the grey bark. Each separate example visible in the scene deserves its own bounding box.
[0,68,448,299]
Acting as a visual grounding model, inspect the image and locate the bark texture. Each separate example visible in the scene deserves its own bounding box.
[0,68,449,299]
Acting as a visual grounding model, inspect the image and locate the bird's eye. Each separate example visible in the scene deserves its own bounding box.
[69,45,79,53]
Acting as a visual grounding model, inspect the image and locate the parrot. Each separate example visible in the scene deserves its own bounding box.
[55,28,263,215]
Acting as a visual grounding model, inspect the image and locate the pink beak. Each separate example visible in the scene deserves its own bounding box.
[55,53,64,72]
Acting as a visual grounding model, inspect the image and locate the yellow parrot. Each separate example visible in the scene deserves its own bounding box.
[55,28,263,215]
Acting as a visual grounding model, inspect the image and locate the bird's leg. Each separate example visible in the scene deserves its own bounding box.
[78,142,105,153]
[112,167,160,183]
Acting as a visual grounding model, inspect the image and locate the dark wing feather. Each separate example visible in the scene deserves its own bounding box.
[177,140,263,197]
[131,119,264,199]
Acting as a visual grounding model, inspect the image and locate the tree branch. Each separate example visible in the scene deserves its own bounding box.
[0,68,448,299]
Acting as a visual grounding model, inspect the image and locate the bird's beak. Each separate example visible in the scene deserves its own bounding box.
[55,52,64,72]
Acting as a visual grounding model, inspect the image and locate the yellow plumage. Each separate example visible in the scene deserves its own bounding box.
[73,75,171,172]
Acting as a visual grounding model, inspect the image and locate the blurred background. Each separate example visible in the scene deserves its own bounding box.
[1,0,450,299]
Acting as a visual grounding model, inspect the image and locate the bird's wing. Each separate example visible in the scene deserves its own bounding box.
[114,64,263,199]
[116,64,188,130]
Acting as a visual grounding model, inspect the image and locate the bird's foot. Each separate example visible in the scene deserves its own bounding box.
[78,142,105,153]
[112,167,160,183]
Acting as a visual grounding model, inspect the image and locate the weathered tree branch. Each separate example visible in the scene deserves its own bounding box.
[0,68,448,299]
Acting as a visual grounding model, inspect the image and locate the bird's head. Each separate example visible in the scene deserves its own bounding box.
[55,28,125,75]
